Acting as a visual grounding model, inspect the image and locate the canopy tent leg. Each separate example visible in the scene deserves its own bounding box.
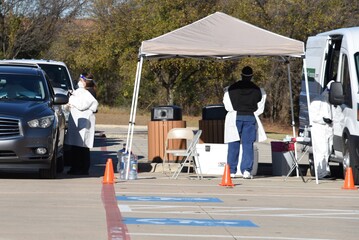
[286,61,299,177]
[125,56,144,180]
[302,58,319,184]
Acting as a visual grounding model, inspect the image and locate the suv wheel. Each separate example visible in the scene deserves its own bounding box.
[39,137,59,179]
[56,154,64,173]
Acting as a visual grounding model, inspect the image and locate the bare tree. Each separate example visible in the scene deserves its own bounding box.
[0,0,87,59]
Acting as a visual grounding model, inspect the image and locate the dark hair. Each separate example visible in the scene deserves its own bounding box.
[85,79,95,88]
[86,73,94,79]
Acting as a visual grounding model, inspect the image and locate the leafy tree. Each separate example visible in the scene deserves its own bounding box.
[0,0,86,59]
[46,0,359,124]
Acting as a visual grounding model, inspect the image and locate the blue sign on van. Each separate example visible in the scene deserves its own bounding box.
[116,196,222,203]
[124,217,258,227]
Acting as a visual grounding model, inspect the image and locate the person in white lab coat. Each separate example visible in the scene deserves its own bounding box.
[223,66,267,179]
[309,81,334,179]
[65,76,98,175]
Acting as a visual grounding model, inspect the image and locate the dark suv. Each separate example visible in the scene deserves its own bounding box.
[0,64,68,178]
[0,59,75,123]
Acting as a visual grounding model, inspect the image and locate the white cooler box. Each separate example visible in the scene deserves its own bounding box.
[196,143,258,176]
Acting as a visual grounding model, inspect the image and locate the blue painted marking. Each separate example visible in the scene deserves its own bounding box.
[116,196,222,203]
[124,217,258,227]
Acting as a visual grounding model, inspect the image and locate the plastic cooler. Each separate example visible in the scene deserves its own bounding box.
[271,141,295,176]
[196,143,258,176]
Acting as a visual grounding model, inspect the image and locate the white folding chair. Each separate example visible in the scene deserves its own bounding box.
[171,130,203,179]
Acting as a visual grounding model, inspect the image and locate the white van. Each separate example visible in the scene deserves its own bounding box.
[299,27,359,184]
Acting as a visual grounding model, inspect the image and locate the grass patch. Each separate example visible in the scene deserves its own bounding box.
[266,133,287,140]
[96,105,294,136]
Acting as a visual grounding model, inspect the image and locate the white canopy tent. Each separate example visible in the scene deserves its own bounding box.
[125,12,314,182]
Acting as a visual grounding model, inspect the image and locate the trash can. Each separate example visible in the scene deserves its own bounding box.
[201,104,227,120]
[271,141,295,176]
[199,104,227,143]
[151,105,182,121]
[148,106,185,162]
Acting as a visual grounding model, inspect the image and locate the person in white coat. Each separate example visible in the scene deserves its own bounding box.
[309,81,334,179]
[65,76,98,175]
[223,66,267,179]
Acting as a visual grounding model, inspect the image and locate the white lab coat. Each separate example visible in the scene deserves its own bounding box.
[223,88,267,143]
[65,86,98,148]
[309,89,332,178]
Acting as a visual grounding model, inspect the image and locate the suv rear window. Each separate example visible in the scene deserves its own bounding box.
[38,64,72,91]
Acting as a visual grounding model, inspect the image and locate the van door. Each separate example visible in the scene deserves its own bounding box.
[332,52,347,156]
[308,35,342,156]
[299,36,329,130]
[333,38,359,183]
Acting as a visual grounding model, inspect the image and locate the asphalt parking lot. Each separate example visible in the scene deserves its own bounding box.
[95,125,359,240]
[114,172,359,240]
[0,125,358,240]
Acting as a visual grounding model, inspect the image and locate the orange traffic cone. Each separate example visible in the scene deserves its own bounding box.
[219,164,234,187]
[103,158,115,184]
[342,167,357,190]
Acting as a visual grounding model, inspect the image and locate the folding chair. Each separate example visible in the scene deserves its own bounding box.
[284,127,311,183]
[163,128,194,173]
[171,130,202,179]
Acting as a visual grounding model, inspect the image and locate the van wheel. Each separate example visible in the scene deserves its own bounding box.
[343,136,359,184]
[338,163,345,179]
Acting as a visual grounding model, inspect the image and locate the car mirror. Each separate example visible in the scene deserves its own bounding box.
[53,93,68,105]
[329,82,344,106]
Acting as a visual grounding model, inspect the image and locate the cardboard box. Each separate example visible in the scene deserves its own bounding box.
[196,143,258,176]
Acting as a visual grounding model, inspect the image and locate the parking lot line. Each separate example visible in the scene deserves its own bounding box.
[116,195,222,202]
[128,232,334,240]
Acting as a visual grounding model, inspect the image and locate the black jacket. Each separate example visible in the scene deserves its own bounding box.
[228,80,262,116]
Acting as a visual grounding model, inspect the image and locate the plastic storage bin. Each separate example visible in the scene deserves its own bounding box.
[271,141,295,176]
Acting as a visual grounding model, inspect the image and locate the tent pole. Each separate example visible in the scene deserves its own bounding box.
[302,58,318,184]
[126,58,141,149]
[125,56,144,180]
[286,61,299,177]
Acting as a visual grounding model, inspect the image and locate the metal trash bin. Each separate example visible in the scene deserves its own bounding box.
[271,141,295,176]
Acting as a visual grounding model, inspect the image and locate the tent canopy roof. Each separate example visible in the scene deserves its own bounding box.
[140,12,304,59]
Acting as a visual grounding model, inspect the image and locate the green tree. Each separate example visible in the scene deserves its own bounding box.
[46,0,359,124]
[0,0,86,59]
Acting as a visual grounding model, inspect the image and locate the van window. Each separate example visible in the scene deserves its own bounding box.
[324,37,341,87]
[355,52,359,90]
[341,54,352,108]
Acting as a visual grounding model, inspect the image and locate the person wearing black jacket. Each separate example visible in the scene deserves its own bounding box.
[225,66,262,179]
